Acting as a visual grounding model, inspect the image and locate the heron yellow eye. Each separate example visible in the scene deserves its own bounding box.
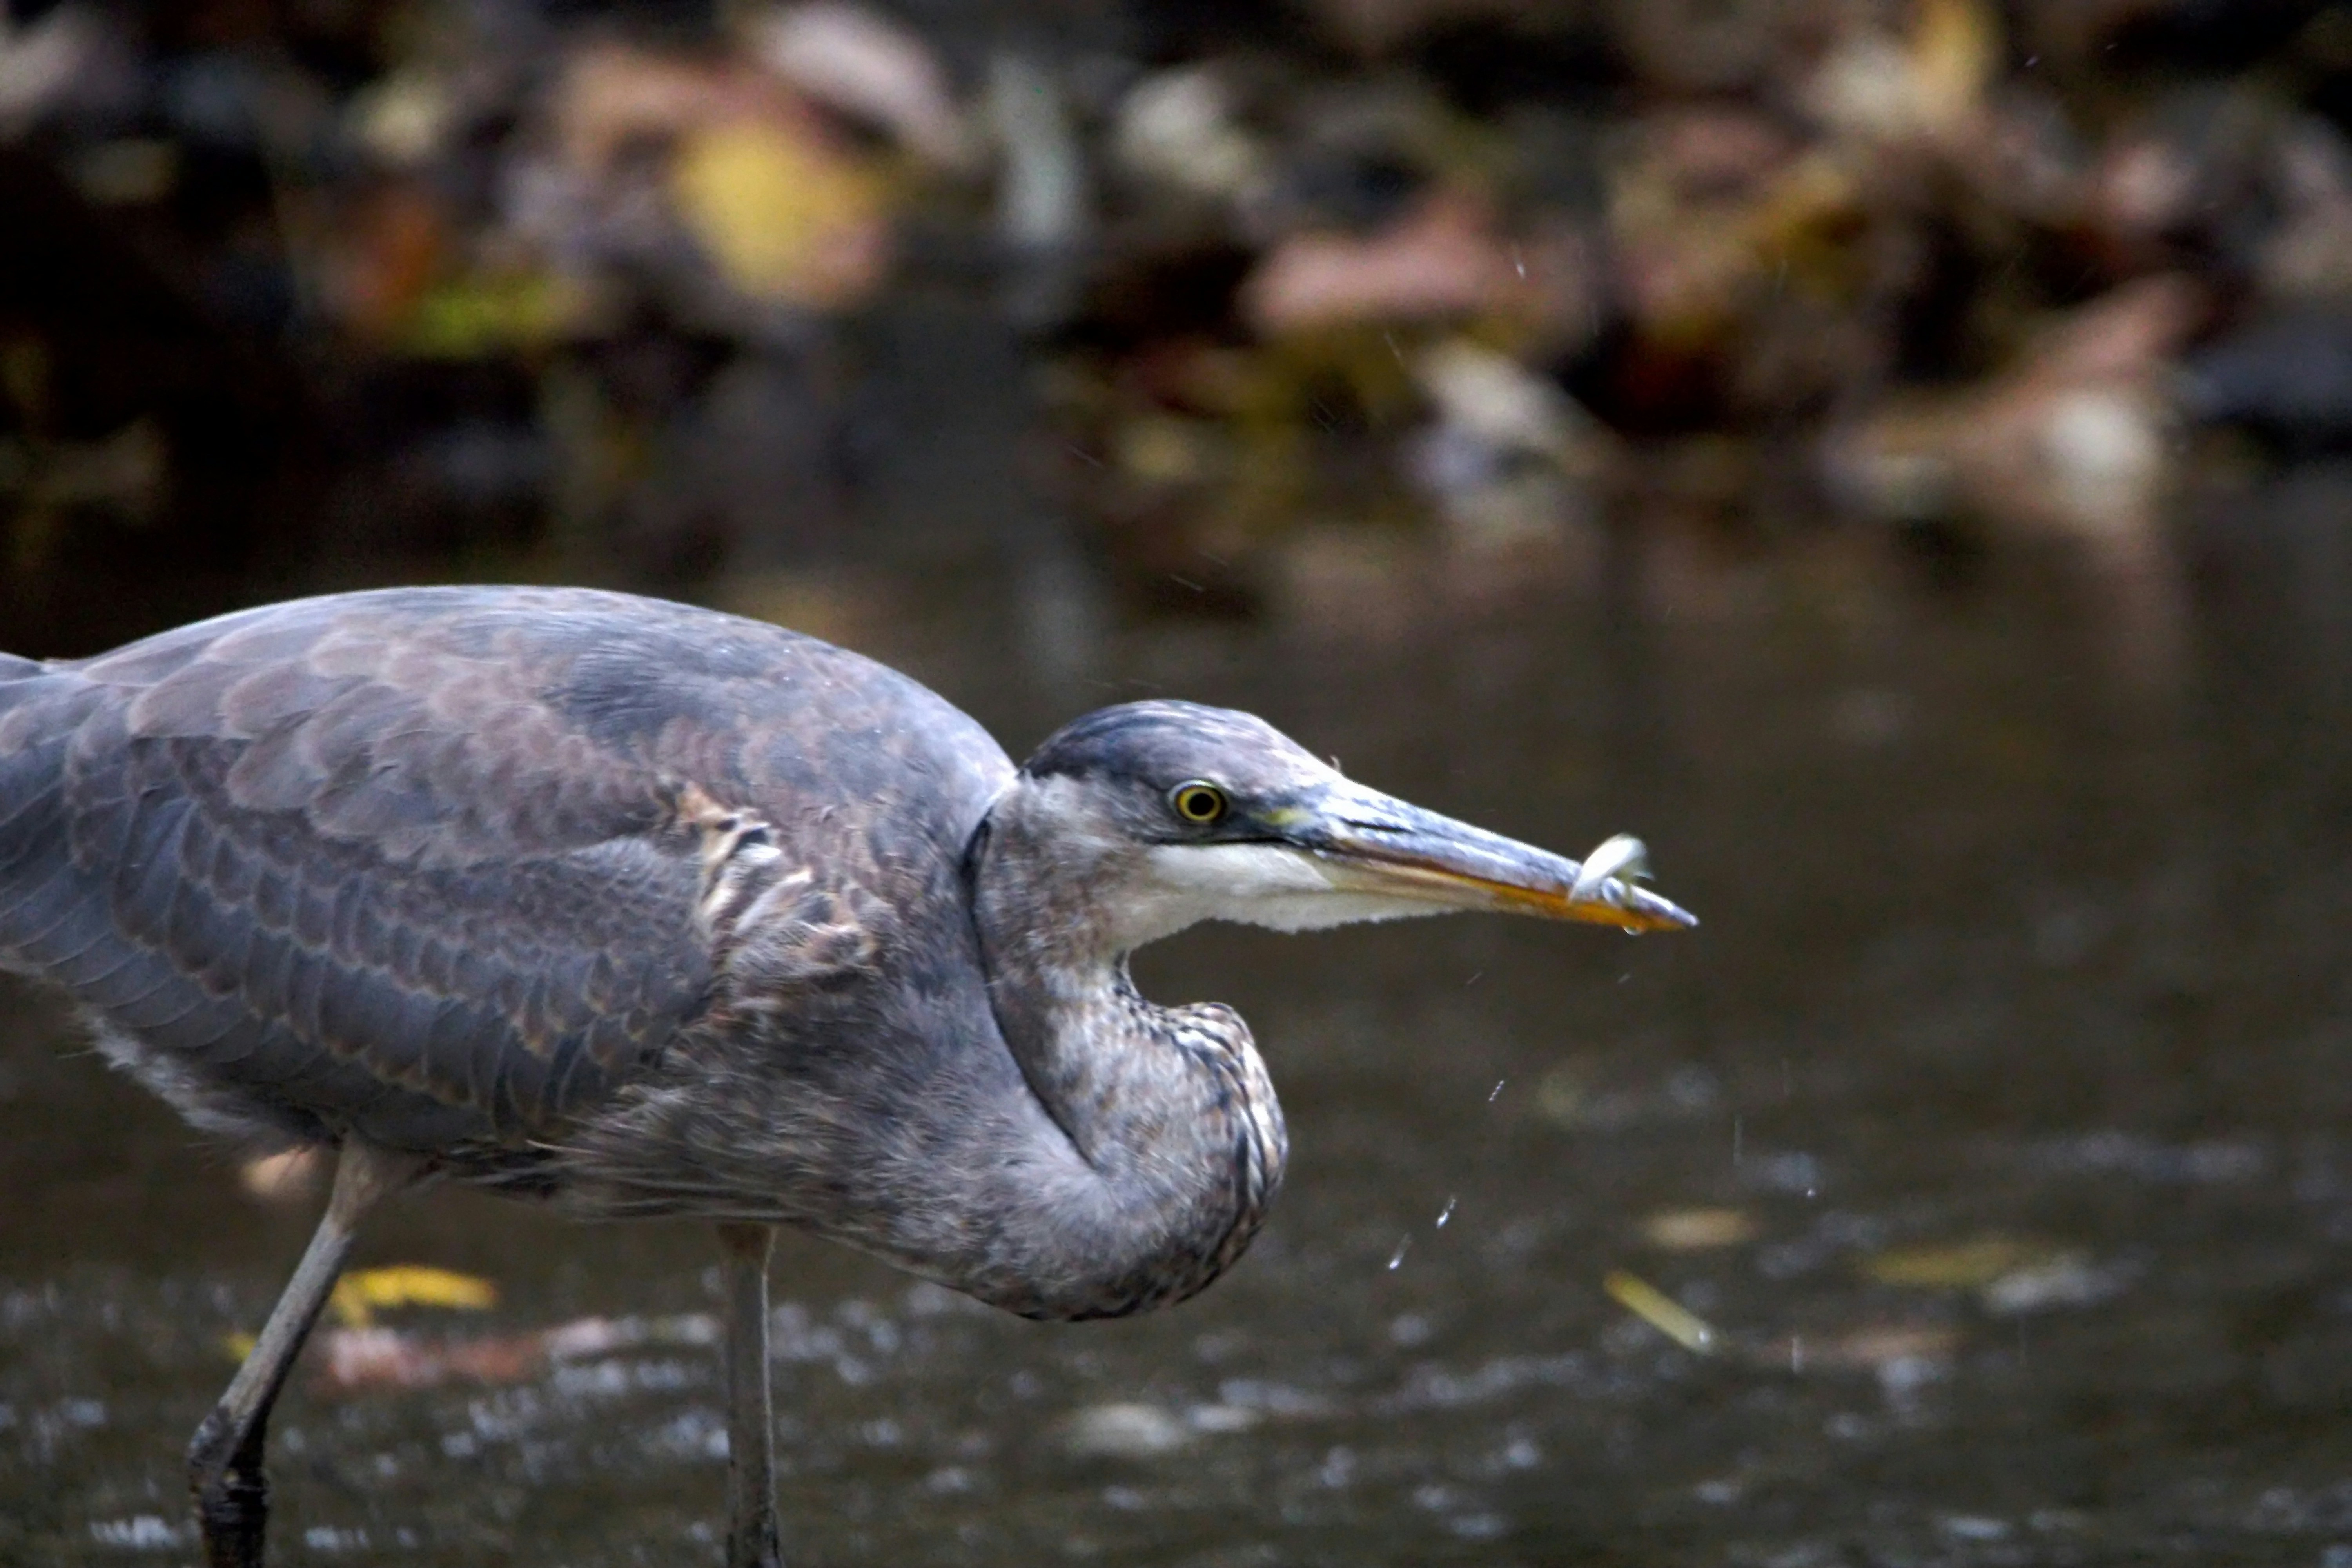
[1170,782,1229,825]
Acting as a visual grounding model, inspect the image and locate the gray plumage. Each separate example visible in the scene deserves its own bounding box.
[0,586,1694,1565]
[0,587,1280,1318]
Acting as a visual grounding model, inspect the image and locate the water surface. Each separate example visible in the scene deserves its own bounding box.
[5,488,2352,1566]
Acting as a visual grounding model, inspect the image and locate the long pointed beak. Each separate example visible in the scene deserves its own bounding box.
[1290,785,1698,934]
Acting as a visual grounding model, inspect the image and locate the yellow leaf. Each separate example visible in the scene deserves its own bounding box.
[671,120,889,309]
[1604,1269,1717,1353]
[1861,1235,2034,1289]
[1911,0,1999,135]
[1641,1208,1757,1251]
[330,1266,499,1328]
[221,1332,257,1363]
[401,272,585,359]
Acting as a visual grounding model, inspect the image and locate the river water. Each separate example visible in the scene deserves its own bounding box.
[5,472,2352,1566]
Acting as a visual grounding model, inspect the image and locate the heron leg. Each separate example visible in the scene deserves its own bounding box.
[187,1140,419,1568]
[717,1222,782,1568]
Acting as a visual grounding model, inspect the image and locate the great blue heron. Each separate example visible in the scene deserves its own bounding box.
[0,586,1695,1567]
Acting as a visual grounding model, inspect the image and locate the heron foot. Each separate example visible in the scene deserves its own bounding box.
[188,1409,271,1568]
[183,1141,420,1568]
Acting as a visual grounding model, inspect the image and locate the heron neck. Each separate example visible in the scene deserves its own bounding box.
[967,810,1287,1314]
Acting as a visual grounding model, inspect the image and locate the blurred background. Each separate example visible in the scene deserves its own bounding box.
[4,0,2352,1563]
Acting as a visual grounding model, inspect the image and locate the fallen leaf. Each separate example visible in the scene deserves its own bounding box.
[1603,1269,1718,1352]
[1059,1401,1192,1458]
[400,272,586,358]
[671,116,891,309]
[316,1326,544,1394]
[1242,192,1547,336]
[1861,1235,2035,1289]
[1762,1321,1963,1372]
[1641,1208,1758,1251]
[330,1266,499,1328]
[749,3,969,167]
[1980,1252,2131,1314]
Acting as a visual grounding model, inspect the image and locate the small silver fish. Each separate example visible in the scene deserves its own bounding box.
[1568,833,1652,906]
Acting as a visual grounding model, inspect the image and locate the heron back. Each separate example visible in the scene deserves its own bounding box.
[0,588,1015,1157]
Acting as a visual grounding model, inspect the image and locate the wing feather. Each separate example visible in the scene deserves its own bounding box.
[0,588,1015,1152]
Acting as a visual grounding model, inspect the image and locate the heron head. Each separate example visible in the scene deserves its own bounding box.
[996,701,1696,953]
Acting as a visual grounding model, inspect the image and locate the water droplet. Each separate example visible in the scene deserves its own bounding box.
[1487,1079,1506,1103]
[1387,1236,1412,1270]
[1435,1197,1457,1229]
